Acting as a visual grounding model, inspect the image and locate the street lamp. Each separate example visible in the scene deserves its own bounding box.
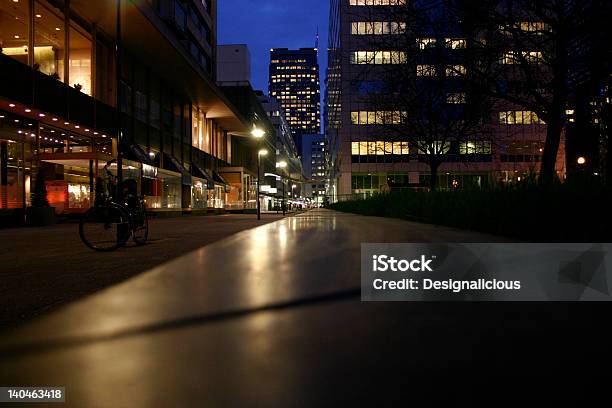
[251,127,266,219]
[291,184,297,212]
[251,127,266,138]
[277,161,287,216]
[577,156,587,165]
[257,149,268,220]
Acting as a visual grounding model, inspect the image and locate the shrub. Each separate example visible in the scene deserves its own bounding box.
[330,182,612,242]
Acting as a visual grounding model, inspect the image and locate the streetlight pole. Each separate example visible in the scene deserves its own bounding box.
[251,127,266,220]
[116,0,123,195]
[277,161,287,216]
[257,149,268,220]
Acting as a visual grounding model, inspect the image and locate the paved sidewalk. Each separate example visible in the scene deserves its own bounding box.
[0,213,282,328]
[0,210,608,405]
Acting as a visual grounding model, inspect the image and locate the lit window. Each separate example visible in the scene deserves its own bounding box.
[499,111,545,125]
[349,0,407,5]
[501,51,543,65]
[417,65,437,76]
[351,51,407,64]
[446,65,466,76]
[445,38,467,49]
[447,93,466,104]
[417,38,437,49]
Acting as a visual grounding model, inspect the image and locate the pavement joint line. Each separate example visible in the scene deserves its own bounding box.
[0,288,361,358]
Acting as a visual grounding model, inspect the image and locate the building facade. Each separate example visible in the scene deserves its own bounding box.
[300,134,327,205]
[0,0,259,223]
[257,93,306,211]
[268,48,321,144]
[326,0,566,200]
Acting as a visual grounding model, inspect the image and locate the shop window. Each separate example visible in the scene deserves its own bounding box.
[0,138,30,209]
[143,168,181,209]
[191,180,207,209]
[0,0,30,65]
[207,185,225,209]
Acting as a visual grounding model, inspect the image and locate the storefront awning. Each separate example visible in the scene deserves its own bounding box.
[122,144,155,166]
[163,153,191,186]
[192,165,215,189]
[213,171,229,186]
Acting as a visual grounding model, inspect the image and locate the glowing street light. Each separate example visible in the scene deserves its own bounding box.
[251,127,266,138]
[577,156,587,165]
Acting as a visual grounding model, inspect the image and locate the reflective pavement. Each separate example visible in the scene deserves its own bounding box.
[0,210,606,405]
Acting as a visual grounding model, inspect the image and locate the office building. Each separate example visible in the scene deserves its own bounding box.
[326,0,567,199]
[0,0,262,224]
[301,134,327,205]
[269,48,321,144]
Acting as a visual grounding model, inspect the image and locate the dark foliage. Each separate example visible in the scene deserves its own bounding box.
[330,180,612,241]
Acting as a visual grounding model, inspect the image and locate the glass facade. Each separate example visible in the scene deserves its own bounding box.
[0,127,30,209]
[191,179,207,209]
[0,0,31,65]
[2,1,98,98]
[0,110,113,213]
[1,0,257,216]
[142,168,182,210]
[207,185,226,209]
[33,1,65,80]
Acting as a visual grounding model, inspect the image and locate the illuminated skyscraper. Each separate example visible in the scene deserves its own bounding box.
[269,48,321,143]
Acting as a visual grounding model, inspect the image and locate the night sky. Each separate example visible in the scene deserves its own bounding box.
[218,0,329,94]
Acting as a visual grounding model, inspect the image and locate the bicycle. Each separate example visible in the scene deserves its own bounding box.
[79,159,149,252]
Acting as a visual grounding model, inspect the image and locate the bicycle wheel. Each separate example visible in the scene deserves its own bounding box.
[79,205,131,252]
[132,202,149,246]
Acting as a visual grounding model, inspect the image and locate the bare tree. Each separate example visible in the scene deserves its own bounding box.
[349,0,494,190]
[455,0,611,185]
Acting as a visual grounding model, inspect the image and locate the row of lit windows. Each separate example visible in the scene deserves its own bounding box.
[275,95,318,100]
[350,51,408,65]
[283,105,319,110]
[501,51,543,65]
[457,141,492,155]
[418,141,492,155]
[351,141,492,156]
[349,0,406,5]
[417,38,467,49]
[274,66,311,70]
[271,74,318,79]
[352,141,410,155]
[351,22,406,35]
[273,91,318,95]
[417,64,467,76]
[499,111,545,125]
[271,59,307,64]
[500,22,550,35]
[351,111,407,125]
[272,79,318,84]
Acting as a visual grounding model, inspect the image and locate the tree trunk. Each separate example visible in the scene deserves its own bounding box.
[429,162,440,191]
[540,114,563,186]
[540,20,569,186]
[607,128,612,186]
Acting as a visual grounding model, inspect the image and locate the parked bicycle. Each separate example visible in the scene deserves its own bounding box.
[79,159,149,252]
